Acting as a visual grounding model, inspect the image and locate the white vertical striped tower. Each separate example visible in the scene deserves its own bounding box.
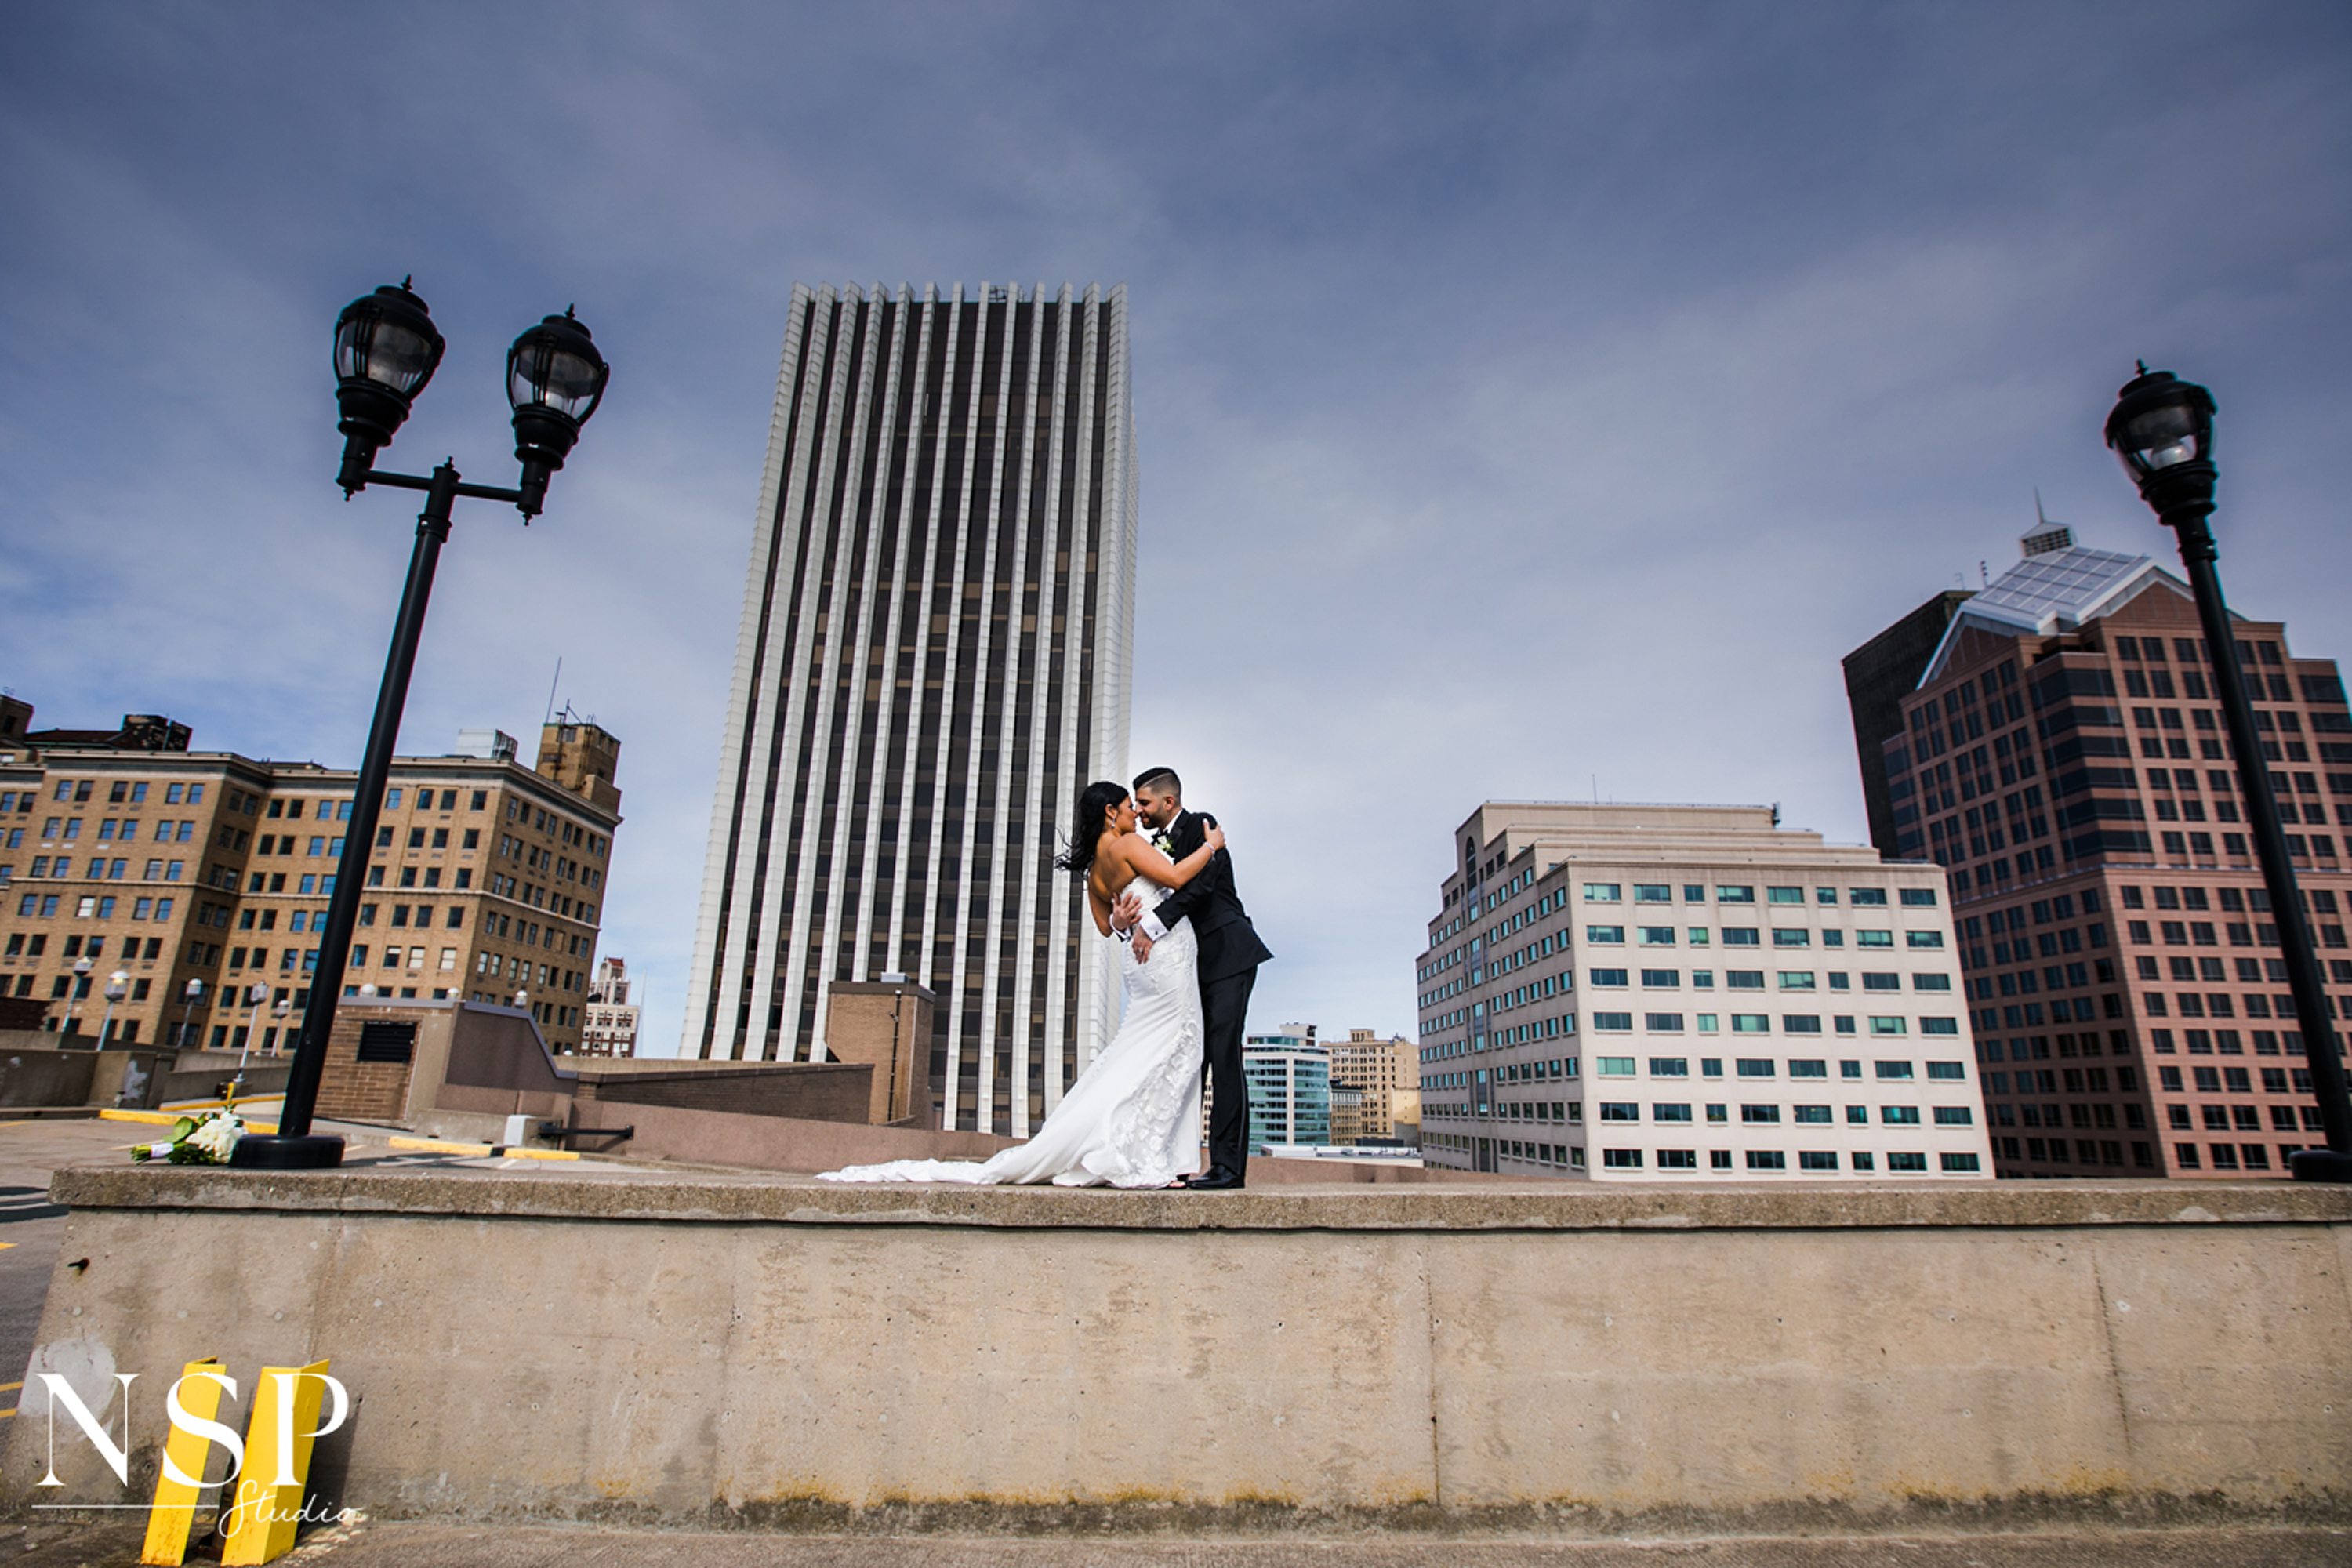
[681,283,1135,1135]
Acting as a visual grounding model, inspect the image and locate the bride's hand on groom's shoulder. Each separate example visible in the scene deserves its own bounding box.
[1204,822,1226,853]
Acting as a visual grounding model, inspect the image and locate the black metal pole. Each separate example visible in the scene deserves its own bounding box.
[2165,511,2352,1181]
[233,462,459,1167]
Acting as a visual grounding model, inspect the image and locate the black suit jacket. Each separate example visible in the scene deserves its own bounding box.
[1150,808,1272,983]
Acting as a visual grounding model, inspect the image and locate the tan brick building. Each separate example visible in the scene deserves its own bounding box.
[0,708,622,1054]
[1327,1028,1420,1142]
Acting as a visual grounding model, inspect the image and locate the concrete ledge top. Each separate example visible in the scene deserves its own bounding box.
[45,1163,2352,1231]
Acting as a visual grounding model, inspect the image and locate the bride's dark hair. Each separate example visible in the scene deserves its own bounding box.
[1055,780,1129,877]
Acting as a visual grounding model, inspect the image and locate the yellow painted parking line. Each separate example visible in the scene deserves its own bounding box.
[0,1382,20,1393]
[385,1135,578,1162]
[0,1243,14,1252]
[100,1108,278,1134]
[0,1409,14,1420]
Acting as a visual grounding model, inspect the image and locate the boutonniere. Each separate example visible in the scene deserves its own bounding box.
[1152,833,1174,855]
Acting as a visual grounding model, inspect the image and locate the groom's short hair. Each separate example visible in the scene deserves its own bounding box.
[1132,767,1181,799]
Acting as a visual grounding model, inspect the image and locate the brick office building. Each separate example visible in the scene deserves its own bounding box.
[1851,535,2350,1178]
[0,706,622,1054]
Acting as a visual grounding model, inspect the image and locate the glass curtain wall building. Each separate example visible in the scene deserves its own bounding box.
[681,283,1138,1138]
[1244,1024,1332,1149]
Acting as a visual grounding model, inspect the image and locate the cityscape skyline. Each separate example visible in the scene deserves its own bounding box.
[2,5,2347,1058]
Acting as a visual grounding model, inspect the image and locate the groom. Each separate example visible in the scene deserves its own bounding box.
[1113,768,1272,1190]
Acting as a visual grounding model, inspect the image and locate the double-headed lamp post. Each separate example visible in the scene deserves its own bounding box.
[2103,365,2352,1183]
[180,978,205,1049]
[61,957,93,1041]
[229,281,609,1170]
[97,971,129,1048]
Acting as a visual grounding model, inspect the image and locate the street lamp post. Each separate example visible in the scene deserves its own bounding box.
[179,978,205,1049]
[96,971,129,1048]
[230,281,609,1171]
[60,957,93,1043]
[2103,365,2352,1183]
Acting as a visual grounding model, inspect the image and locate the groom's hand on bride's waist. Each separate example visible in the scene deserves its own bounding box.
[1110,891,1142,933]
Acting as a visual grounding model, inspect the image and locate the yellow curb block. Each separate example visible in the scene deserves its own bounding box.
[386,1135,578,1162]
[101,1108,280,1134]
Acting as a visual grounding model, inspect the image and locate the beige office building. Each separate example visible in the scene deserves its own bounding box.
[1327,1028,1420,1142]
[579,955,642,1058]
[1416,803,1994,1181]
[0,707,622,1055]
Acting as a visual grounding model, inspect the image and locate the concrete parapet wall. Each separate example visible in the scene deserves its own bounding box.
[9,1174,2349,1534]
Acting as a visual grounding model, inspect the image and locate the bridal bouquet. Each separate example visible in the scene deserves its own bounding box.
[132,1109,245,1165]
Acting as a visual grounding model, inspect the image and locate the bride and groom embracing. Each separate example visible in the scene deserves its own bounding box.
[818,767,1272,1190]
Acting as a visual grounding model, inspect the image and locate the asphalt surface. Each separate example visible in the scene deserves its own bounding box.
[3,1520,2349,1567]
[0,1118,124,1402]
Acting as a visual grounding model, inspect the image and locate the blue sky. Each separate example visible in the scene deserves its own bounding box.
[3,2,2347,1054]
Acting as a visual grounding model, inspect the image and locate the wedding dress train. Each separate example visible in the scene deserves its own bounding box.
[816,868,1203,1188]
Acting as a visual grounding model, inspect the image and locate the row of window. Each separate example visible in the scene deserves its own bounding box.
[24,818,203,844]
[13,893,178,921]
[1590,968,1950,992]
[1599,1149,1982,1173]
[10,857,187,881]
[1584,926,1944,949]
[1596,1102,1975,1127]
[21,781,205,807]
[1588,1012,1961,1036]
[1582,884,1935,908]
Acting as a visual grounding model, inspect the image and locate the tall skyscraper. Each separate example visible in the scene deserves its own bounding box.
[1853,535,2350,1178]
[681,283,1138,1138]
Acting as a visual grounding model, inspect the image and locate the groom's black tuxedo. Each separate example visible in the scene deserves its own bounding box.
[1149,808,1272,1175]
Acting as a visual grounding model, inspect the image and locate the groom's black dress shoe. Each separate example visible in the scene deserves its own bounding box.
[1185,1165,1245,1191]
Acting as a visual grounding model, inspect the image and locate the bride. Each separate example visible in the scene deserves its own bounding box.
[817,779,1223,1188]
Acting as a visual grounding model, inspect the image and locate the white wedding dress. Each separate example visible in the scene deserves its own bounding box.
[817,849,1204,1188]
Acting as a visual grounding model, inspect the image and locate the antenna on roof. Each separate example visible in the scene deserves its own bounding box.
[543,656,563,727]
[2034,488,2049,528]
[1980,560,1989,586]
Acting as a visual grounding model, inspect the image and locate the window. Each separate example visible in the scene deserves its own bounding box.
[1722,927,1759,946]
[1767,886,1804,905]
[1653,1103,1693,1123]
[1874,1060,1915,1080]
[1869,1017,1907,1036]
[1716,886,1755,903]
[1740,1105,1781,1123]
[1634,884,1671,903]
[1939,1152,1981,1173]
[1640,968,1679,988]
[1781,1014,1821,1034]
[1599,1102,1639,1122]
[1584,884,1621,902]
[1858,930,1894,948]
[1772,929,1811,948]
[1644,1012,1684,1032]
[1926,1061,1966,1081]
[1602,1149,1644,1170]
[1849,888,1888,906]
[1587,926,1625,945]
[1591,968,1628,987]
[1656,1149,1697,1169]
[1907,931,1946,949]
[1882,1106,1922,1124]
[1863,972,1900,992]
[1593,1013,1633,1033]
[1648,1057,1688,1077]
[1639,927,1676,946]
[1788,1058,1828,1078]
[1793,1105,1832,1123]
[1888,1152,1928,1172]
[1798,1151,1839,1171]
[1597,1055,1636,1074]
[1933,1107,1974,1126]
[1726,971,1765,989]
[1777,971,1816,990]
[1912,974,1952,992]
[1745,1150,1786,1171]
[1900,888,1939,907]
[1731,1014,1769,1034]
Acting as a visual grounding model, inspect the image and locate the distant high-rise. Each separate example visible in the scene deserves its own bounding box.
[682,283,1138,1138]
[1844,590,1973,855]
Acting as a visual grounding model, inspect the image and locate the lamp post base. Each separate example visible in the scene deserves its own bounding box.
[230,1134,346,1170]
[2287,1148,2352,1184]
